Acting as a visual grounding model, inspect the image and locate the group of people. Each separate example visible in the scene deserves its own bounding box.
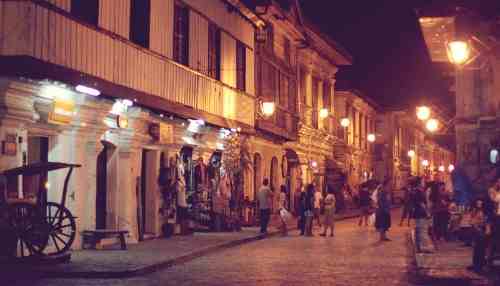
[399,175,500,273]
[256,179,337,237]
[257,178,394,242]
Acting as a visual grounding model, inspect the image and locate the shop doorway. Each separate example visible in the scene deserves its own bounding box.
[253,153,262,201]
[139,149,159,240]
[26,136,49,203]
[95,141,118,230]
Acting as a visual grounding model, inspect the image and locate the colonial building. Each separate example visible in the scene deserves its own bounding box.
[374,109,455,198]
[243,0,352,214]
[0,0,262,249]
[333,87,378,189]
[418,7,500,191]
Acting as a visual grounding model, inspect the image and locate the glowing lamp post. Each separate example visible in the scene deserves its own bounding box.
[319,108,329,119]
[340,118,350,128]
[446,40,471,65]
[407,150,415,158]
[367,133,376,143]
[260,101,275,118]
[448,164,455,172]
[416,106,431,121]
[426,118,439,132]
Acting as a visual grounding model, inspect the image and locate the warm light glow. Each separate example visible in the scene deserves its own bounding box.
[422,159,429,167]
[416,106,431,121]
[367,133,376,142]
[261,102,275,117]
[75,85,100,96]
[41,85,70,100]
[426,118,439,132]
[448,164,455,172]
[447,41,470,65]
[340,118,350,128]
[438,165,445,172]
[44,181,50,190]
[408,150,415,158]
[311,161,318,168]
[122,99,134,107]
[319,108,329,119]
[117,116,128,128]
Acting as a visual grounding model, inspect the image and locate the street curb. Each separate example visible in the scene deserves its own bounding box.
[11,209,372,279]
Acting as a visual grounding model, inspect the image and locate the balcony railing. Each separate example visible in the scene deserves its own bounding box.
[0,0,254,126]
[256,106,298,140]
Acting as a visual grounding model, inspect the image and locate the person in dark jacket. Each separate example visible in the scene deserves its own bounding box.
[358,185,372,226]
[375,184,391,241]
[300,184,315,236]
[399,185,415,226]
[431,182,450,242]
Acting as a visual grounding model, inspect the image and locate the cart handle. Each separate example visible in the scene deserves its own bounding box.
[60,167,74,208]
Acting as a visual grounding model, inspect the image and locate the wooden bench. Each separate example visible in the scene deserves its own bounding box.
[82,229,129,250]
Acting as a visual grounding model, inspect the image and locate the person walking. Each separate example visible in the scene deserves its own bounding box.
[399,184,415,226]
[358,184,371,226]
[320,187,336,237]
[313,188,323,227]
[278,185,289,236]
[431,182,450,242]
[257,178,273,235]
[303,184,315,236]
[413,177,431,252]
[375,184,392,241]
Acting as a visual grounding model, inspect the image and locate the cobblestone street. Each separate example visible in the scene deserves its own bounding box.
[10,210,424,286]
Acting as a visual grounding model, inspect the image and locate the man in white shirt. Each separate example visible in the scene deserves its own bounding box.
[257,178,273,234]
[314,188,323,227]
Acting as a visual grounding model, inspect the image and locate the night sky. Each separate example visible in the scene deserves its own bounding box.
[299,0,457,110]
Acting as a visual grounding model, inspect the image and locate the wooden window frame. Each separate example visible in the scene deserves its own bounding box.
[71,0,99,26]
[236,40,246,91]
[208,23,221,80]
[129,0,151,49]
[173,3,189,66]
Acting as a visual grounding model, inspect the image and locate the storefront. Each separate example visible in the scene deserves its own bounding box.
[0,78,254,250]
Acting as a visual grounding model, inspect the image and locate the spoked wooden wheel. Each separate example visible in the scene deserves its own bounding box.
[42,202,76,256]
[8,202,49,258]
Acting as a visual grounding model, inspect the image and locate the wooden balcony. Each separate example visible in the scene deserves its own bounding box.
[256,106,298,141]
[0,0,254,128]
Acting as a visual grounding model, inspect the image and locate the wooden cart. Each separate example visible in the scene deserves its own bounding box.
[1,162,81,259]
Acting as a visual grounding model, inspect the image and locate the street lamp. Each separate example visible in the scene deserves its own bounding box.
[408,150,415,158]
[340,118,350,128]
[446,40,471,65]
[257,99,275,118]
[416,106,431,121]
[367,133,376,143]
[319,108,329,119]
[448,164,455,172]
[426,118,439,132]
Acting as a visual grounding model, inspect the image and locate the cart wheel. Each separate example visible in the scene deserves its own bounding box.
[8,202,49,258]
[43,202,76,256]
